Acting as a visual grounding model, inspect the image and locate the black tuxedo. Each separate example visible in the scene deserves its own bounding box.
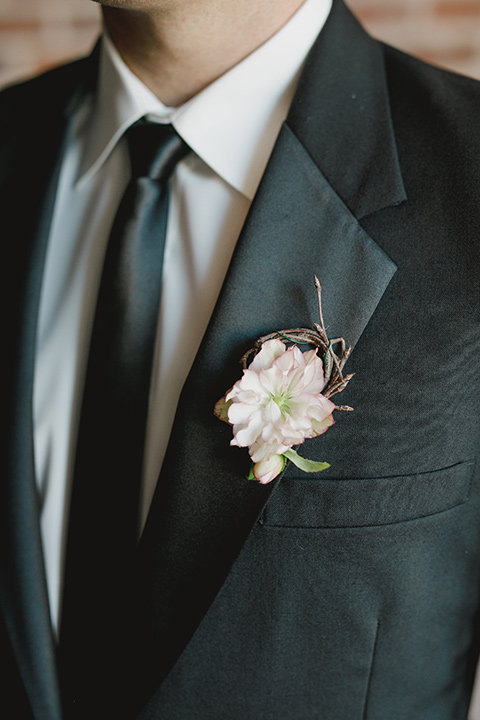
[2,1,480,718]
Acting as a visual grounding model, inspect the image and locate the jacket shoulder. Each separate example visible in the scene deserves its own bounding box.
[0,48,98,129]
[381,43,480,169]
[0,49,98,181]
[382,43,480,126]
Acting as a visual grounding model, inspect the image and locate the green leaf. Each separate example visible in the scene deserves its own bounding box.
[283,448,330,473]
[247,464,257,481]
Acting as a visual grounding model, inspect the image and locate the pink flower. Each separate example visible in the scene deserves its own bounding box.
[225,339,335,478]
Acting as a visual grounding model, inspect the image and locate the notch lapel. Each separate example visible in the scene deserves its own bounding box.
[1,117,70,720]
[131,122,399,710]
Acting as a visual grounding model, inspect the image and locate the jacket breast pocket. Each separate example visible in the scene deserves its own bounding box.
[261,460,475,529]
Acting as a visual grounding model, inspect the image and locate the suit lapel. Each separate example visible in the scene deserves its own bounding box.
[0,50,98,720]
[132,0,404,698]
[288,0,406,220]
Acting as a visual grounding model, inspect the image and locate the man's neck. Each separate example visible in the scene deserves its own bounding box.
[101,0,307,107]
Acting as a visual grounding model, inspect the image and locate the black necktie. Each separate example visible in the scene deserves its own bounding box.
[59,120,189,718]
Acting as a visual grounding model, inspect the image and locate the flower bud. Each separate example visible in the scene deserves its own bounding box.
[253,455,285,484]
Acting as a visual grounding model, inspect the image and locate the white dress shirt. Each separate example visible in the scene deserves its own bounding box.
[34,0,332,634]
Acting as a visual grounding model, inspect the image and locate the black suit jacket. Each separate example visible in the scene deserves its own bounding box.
[2,1,480,718]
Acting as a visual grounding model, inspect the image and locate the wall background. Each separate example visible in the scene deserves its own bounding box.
[1,0,480,716]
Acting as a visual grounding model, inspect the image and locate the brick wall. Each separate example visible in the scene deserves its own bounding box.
[352,0,480,79]
[0,0,99,88]
[0,0,479,88]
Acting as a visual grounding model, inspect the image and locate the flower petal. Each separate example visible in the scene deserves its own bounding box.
[249,339,286,371]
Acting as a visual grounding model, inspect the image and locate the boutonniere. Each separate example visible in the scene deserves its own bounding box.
[215,277,354,484]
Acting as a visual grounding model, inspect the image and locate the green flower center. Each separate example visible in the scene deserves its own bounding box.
[270,390,292,415]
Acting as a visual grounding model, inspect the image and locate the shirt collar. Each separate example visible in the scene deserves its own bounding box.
[78,0,332,199]
[77,33,174,184]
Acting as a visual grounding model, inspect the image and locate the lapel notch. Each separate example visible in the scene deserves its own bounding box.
[288,0,406,220]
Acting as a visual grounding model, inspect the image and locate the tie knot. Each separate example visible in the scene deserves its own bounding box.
[125,120,189,181]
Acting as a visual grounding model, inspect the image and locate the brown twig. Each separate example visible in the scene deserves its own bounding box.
[240,276,354,409]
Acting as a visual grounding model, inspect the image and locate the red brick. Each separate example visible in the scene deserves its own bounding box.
[0,21,42,31]
[350,4,407,22]
[436,1,480,17]
[413,45,476,66]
